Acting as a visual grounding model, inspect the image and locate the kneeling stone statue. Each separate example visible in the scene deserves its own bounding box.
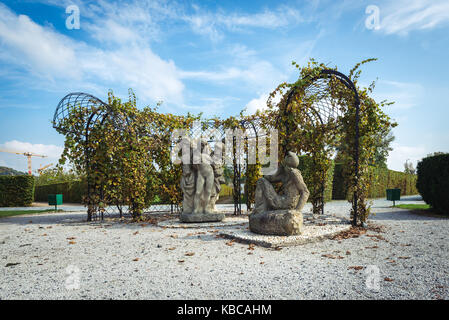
[249,151,310,236]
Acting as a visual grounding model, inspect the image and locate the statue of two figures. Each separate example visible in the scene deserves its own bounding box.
[180,138,225,222]
[179,140,310,236]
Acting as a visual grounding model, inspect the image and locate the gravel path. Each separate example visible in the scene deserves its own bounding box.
[1,196,448,300]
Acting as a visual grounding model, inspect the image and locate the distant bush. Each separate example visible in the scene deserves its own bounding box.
[417,153,449,214]
[332,164,417,200]
[0,175,35,207]
[34,180,86,203]
[297,155,334,202]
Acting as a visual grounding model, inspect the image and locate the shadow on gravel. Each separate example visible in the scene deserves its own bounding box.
[369,209,448,221]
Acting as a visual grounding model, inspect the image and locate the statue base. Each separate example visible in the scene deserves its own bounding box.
[180,212,225,223]
[249,209,303,236]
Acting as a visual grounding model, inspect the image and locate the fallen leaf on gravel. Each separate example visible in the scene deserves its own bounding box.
[398,256,410,259]
[225,240,235,246]
[42,234,48,236]
[365,245,379,249]
[178,260,185,263]
[388,260,396,263]
[133,231,139,235]
[400,244,411,247]
[384,277,394,282]
[168,247,176,250]
[248,244,255,250]
[5,262,20,267]
[260,262,265,264]
[133,258,139,261]
[187,233,194,237]
[247,252,253,255]
[348,266,364,271]
[170,234,178,238]
[67,237,76,240]
[274,247,283,251]
[331,227,366,240]
[46,226,52,229]
[68,241,76,244]
[346,251,351,255]
[185,252,195,256]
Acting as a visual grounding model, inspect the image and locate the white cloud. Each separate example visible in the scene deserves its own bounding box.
[0,140,63,173]
[0,3,80,79]
[378,0,449,35]
[387,142,428,172]
[0,3,185,105]
[245,91,282,115]
[185,5,303,41]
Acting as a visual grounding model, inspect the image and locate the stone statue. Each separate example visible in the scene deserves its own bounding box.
[249,151,309,235]
[180,138,225,223]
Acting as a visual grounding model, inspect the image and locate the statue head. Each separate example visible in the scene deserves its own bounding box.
[283,151,299,168]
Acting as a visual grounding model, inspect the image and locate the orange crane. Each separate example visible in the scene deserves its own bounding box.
[37,163,53,175]
[0,149,47,175]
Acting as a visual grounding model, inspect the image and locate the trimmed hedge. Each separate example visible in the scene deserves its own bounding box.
[0,175,35,207]
[332,164,418,200]
[297,155,335,202]
[417,154,449,214]
[34,180,87,203]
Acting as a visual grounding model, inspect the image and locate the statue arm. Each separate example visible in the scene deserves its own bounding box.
[294,171,310,212]
[265,167,283,183]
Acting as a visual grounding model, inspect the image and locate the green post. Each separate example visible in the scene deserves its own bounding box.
[48,194,63,211]
[386,189,401,207]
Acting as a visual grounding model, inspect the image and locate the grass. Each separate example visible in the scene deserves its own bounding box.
[0,209,63,218]
[395,204,431,210]
[394,203,449,218]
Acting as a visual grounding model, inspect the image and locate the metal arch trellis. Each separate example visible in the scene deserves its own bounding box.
[53,92,133,221]
[281,69,360,223]
[53,72,360,224]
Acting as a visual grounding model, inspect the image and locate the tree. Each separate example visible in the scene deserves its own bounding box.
[404,160,416,175]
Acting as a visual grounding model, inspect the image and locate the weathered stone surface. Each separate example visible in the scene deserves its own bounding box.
[180,212,225,223]
[249,151,309,236]
[179,137,225,223]
[249,209,303,236]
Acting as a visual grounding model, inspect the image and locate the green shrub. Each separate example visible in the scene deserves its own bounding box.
[332,164,418,200]
[0,175,35,207]
[34,180,87,203]
[297,155,334,202]
[417,153,449,214]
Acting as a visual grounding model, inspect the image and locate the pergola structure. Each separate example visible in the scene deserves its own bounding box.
[53,69,360,223]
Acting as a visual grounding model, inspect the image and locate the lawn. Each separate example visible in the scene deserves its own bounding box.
[395,204,431,210]
[0,209,62,218]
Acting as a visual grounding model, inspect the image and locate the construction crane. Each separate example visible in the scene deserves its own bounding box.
[37,163,53,175]
[0,149,47,175]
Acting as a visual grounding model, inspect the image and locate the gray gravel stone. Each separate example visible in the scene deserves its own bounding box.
[0,196,447,300]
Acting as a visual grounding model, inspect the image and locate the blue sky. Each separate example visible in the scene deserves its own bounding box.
[0,0,448,173]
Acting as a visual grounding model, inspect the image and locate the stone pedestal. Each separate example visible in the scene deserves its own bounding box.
[180,212,225,223]
[249,209,303,236]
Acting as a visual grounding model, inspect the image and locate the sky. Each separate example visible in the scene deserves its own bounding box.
[0,0,448,173]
